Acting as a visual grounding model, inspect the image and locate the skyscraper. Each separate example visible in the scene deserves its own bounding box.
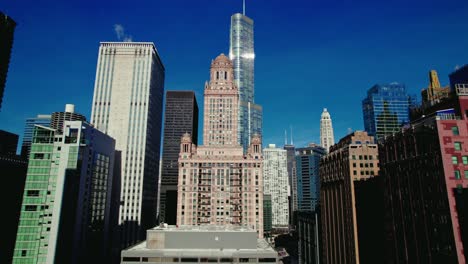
[91,42,165,246]
[177,54,264,237]
[284,143,297,224]
[229,11,263,152]
[0,12,16,111]
[320,131,382,264]
[0,129,19,156]
[320,108,335,152]
[159,91,198,224]
[263,144,289,229]
[13,121,117,264]
[50,104,86,132]
[296,144,326,212]
[362,83,411,140]
[20,114,52,159]
[421,70,450,107]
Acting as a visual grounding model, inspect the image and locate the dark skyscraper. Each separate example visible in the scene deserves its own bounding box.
[0,12,16,111]
[0,129,19,156]
[159,91,198,224]
[449,65,468,90]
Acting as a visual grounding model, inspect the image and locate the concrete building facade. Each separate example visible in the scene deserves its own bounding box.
[90,42,165,246]
[320,131,382,264]
[176,54,264,237]
[50,104,86,132]
[159,91,199,225]
[263,144,289,228]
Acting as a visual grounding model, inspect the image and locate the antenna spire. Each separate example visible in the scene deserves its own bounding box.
[290,125,294,145]
[243,0,246,15]
[285,130,288,145]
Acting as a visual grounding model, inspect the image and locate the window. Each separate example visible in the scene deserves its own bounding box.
[25,205,37,211]
[455,142,462,151]
[452,126,460,135]
[464,156,468,165]
[455,170,461,179]
[464,170,468,179]
[452,156,459,164]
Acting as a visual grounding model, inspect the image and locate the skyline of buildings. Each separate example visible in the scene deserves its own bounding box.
[0,11,16,111]
[1,4,468,264]
[90,42,165,246]
[159,90,199,224]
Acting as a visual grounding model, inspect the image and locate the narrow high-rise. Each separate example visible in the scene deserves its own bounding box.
[263,144,289,229]
[159,91,198,224]
[177,54,264,237]
[91,42,165,246]
[229,10,263,151]
[0,12,16,111]
[320,108,335,152]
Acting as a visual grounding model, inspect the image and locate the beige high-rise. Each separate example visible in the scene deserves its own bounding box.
[177,54,264,237]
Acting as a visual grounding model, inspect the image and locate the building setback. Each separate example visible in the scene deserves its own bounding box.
[229,12,263,152]
[296,144,326,212]
[177,54,264,237]
[263,144,289,229]
[0,12,16,111]
[121,225,278,263]
[50,104,86,132]
[13,121,117,264]
[91,42,165,246]
[320,108,335,153]
[380,85,468,263]
[159,91,198,225]
[320,131,382,264]
[21,114,51,159]
[362,83,411,140]
[0,130,27,264]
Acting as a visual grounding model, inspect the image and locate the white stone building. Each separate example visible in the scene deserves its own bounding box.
[320,108,335,153]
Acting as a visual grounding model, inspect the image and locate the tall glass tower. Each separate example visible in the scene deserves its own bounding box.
[229,12,263,152]
[362,83,411,140]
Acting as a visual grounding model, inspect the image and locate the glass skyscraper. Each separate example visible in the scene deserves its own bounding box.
[362,83,411,140]
[229,13,263,152]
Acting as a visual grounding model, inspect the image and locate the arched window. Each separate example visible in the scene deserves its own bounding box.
[216,71,219,80]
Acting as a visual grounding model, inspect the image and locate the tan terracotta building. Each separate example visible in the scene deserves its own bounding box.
[319,131,382,264]
[176,54,264,237]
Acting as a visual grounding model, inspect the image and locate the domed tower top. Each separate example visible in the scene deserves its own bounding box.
[208,53,236,89]
[321,108,331,119]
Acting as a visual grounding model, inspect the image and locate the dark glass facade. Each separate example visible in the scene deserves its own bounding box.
[0,12,16,111]
[362,83,411,140]
[159,91,198,224]
[449,65,468,90]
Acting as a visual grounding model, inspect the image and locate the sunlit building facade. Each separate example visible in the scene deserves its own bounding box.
[320,108,335,153]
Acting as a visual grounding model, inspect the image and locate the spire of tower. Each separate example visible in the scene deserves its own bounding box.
[290,125,294,146]
[243,0,246,15]
[285,130,288,145]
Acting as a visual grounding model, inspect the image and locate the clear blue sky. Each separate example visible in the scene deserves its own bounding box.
[1,0,468,150]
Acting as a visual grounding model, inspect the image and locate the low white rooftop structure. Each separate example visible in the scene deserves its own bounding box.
[121,225,278,263]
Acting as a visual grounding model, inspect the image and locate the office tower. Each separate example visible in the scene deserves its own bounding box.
[0,129,19,155]
[121,225,278,263]
[159,91,198,224]
[0,12,16,111]
[449,65,468,90]
[263,144,289,229]
[320,108,335,153]
[284,143,298,224]
[91,42,165,246]
[0,130,27,264]
[421,70,450,107]
[297,211,320,264]
[379,86,468,263]
[50,104,86,132]
[320,131,382,264]
[13,121,117,264]
[296,143,326,212]
[177,54,264,237]
[21,114,51,159]
[362,83,411,140]
[229,12,263,152]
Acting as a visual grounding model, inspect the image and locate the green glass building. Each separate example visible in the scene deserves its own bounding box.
[13,121,117,264]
